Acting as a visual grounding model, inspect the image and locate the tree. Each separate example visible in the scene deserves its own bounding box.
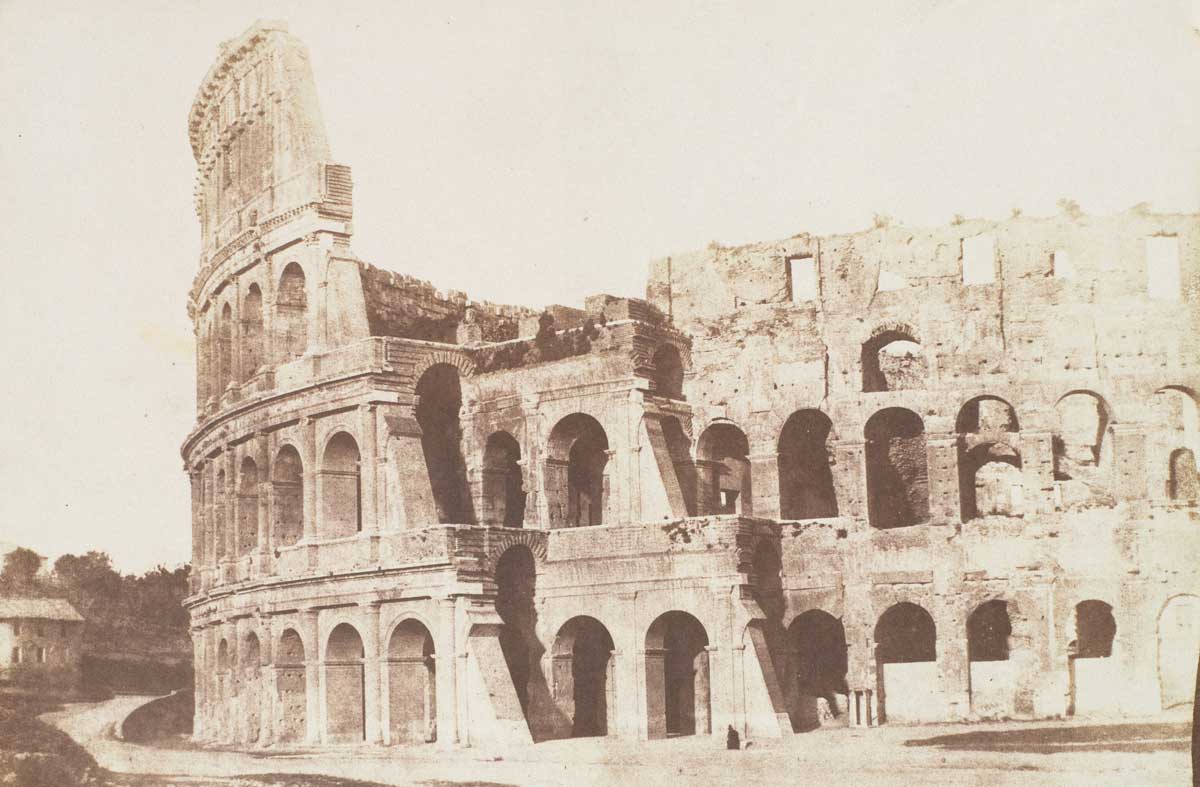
[52,551,121,619]
[1,547,44,592]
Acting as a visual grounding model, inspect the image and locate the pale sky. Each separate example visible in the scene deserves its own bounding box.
[2,0,1198,572]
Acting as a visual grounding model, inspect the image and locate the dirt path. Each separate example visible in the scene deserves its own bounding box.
[41,698,1192,787]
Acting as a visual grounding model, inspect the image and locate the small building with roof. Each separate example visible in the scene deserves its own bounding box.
[0,598,85,683]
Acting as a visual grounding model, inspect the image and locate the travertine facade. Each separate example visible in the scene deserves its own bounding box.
[184,21,1200,748]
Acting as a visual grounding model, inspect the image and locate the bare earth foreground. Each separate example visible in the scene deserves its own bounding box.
[42,697,1191,787]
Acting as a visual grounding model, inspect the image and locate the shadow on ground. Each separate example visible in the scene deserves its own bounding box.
[116,774,516,787]
[904,723,1191,754]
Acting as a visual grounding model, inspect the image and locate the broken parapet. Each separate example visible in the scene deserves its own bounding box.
[648,208,1199,328]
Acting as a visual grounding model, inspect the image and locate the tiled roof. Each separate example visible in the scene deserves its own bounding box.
[0,597,84,622]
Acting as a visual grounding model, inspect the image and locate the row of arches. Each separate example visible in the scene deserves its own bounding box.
[200,434,353,563]
[199,381,1200,564]
[211,617,437,745]
[203,584,1200,744]
[200,262,308,404]
[200,363,475,563]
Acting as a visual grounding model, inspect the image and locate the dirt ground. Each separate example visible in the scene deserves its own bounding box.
[41,697,1193,787]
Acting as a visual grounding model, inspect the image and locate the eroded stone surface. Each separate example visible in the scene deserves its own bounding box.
[183,21,1200,751]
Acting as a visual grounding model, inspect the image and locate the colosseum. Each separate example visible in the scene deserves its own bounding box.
[184,21,1200,749]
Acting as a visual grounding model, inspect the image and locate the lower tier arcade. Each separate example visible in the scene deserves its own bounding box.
[189,511,1200,748]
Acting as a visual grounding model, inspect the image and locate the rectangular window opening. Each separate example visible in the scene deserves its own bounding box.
[788,256,818,303]
[1052,249,1075,279]
[1146,235,1181,300]
[962,234,996,285]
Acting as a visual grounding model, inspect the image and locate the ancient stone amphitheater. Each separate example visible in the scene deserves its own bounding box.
[184,21,1200,748]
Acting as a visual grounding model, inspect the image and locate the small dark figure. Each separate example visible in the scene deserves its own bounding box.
[726,725,740,750]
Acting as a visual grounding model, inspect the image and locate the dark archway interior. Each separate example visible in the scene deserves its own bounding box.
[791,610,848,699]
[778,410,838,519]
[865,408,930,529]
[698,423,751,515]
[876,602,936,663]
[495,546,538,714]
[967,600,1012,662]
[555,617,615,738]
[483,432,526,527]
[563,420,608,527]
[651,344,684,400]
[646,611,709,736]
[416,364,473,524]
[1074,601,1116,658]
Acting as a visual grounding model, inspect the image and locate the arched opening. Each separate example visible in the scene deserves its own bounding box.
[959,446,1023,520]
[651,344,684,400]
[215,638,230,732]
[697,422,751,516]
[967,600,1014,716]
[241,284,264,381]
[1053,392,1111,504]
[1069,600,1117,716]
[214,469,227,560]
[875,602,936,724]
[862,329,926,393]
[956,396,1019,434]
[275,628,307,743]
[482,431,525,527]
[1157,595,1200,709]
[324,623,365,742]
[864,408,929,529]
[1151,387,1199,501]
[242,633,262,744]
[495,546,537,716]
[237,457,259,556]
[198,310,213,404]
[199,472,211,566]
[546,414,609,527]
[787,610,848,731]
[276,263,308,362]
[552,616,616,738]
[956,397,1021,521]
[218,302,234,393]
[387,619,436,744]
[1074,600,1115,659]
[416,364,472,524]
[967,600,1011,662]
[778,410,838,519]
[272,446,303,547]
[645,611,710,738]
[1169,448,1199,501]
[320,432,361,538]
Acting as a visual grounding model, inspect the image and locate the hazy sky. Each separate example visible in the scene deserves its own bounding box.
[2,0,1198,572]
